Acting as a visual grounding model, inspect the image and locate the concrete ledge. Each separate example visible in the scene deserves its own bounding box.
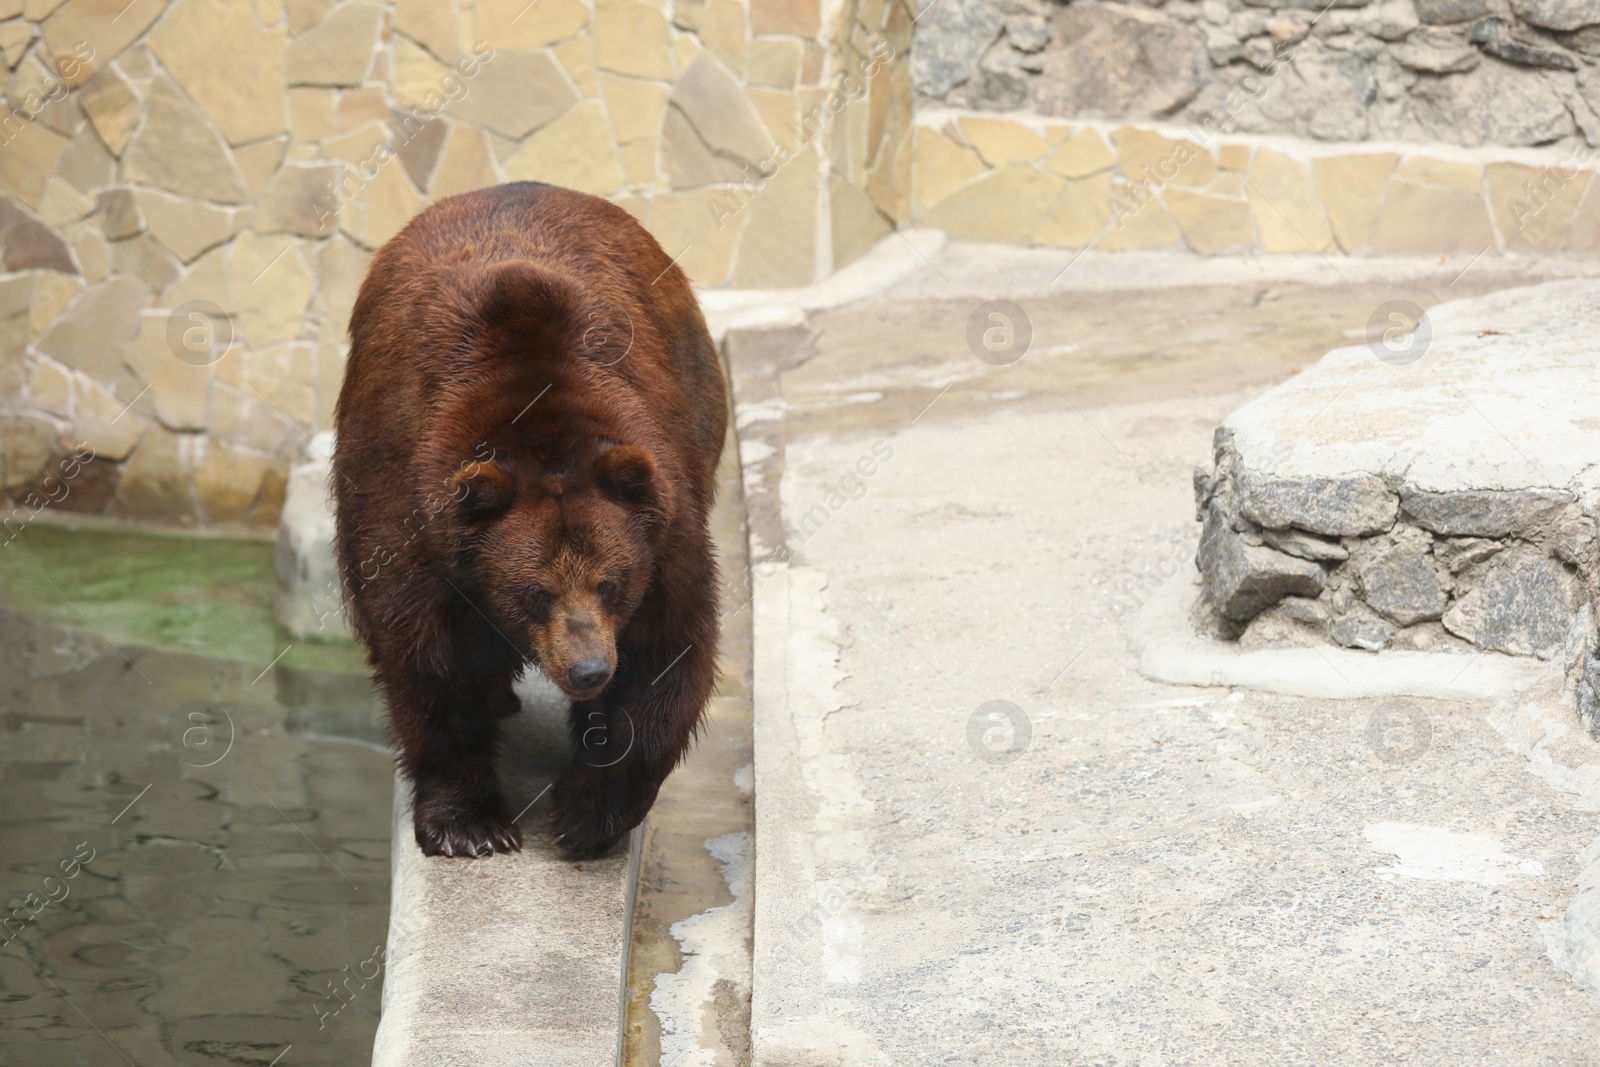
[1134,573,1559,702]
[373,670,638,1067]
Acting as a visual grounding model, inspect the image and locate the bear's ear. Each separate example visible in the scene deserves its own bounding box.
[594,445,658,511]
[449,460,515,520]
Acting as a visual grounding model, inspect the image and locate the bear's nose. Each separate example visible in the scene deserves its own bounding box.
[568,659,611,691]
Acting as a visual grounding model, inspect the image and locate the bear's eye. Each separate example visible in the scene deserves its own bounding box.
[597,579,620,602]
[526,585,555,622]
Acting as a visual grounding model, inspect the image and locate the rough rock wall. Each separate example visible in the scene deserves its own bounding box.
[914,0,1600,148]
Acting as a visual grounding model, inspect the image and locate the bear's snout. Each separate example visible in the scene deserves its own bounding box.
[568,658,612,692]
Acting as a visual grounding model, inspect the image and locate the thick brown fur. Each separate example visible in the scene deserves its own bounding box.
[332,182,727,859]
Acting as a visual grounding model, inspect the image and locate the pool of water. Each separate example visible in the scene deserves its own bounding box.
[0,521,393,1067]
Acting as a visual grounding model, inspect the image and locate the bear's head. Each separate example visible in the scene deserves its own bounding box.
[446,438,666,701]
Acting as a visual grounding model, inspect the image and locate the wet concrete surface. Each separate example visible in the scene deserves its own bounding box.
[735,254,1600,1065]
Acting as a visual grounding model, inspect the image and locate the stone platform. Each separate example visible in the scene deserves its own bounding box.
[1191,278,1600,734]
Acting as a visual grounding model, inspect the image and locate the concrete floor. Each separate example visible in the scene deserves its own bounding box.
[731,247,1600,1066]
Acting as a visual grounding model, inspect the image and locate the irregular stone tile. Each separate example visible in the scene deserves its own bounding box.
[290,87,338,142]
[287,0,333,28]
[1217,143,1251,170]
[258,162,342,237]
[662,53,773,188]
[645,190,737,286]
[0,121,70,207]
[39,0,161,69]
[1443,547,1575,657]
[343,159,423,248]
[1112,126,1216,188]
[731,145,817,288]
[1392,38,1481,71]
[1097,188,1183,249]
[68,219,109,281]
[1163,187,1254,253]
[1042,126,1115,180]
[1246,148,1335,253]
[208,385,286,452]
[110,233,181,292]
[914,126,987,210]
[446,49,577,140]
[1396,155,1482,192]
[618,137,656,186]
[1037,2,1205,116]
[74,374,147,460]
[0,274,30,393]
[1033,171,1113,247]
[0,198,74,272]
[230,233,313,346]
[109,424,196,523]
[1368,178,1497,253]
[195,441,273,526]
[76,65,138,155]
[314,321,346,429]
[0,22,31,69]
[339,86,389,130]
[1198,501,1326,621]
[122,75,250,203]
[600,73,669,143]
[747,38,803,88]
[752,0,818,34]
[164,244,236,313]
[122,309,209,431]
[288,3,381,87]
[94,187,142,240]
[28,357,71,417]
[1486,161,1591,253]
[921,163,1063,242]
[392,112,447,191]
[135,189,247,263]
[1238,467,1398,536]
[34,274,147,384]
[29,271,79,335]
[429,126,499,198]
[554,35,598,97]
[396,0,459,61]
[233,136,287,198]
[1312,152,1398,253]
[245,341,315,428]
[959,117,1048,166]
[1401,486,1572,537]
[56,126,114,194]
[148,0,287,145]
[34,175,93,229]
[0,411,64,496]
[475,0,589,51]
[503,102,624,197]
[1351,527,1447,625]
[831,170,893,271]
[596,0,674,78]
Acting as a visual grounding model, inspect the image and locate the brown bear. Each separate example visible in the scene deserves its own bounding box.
[332,182,727,859]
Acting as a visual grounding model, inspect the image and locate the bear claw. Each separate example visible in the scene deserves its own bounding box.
[414,811,523,858]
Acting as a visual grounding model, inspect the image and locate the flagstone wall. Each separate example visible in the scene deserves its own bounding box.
[0,0,1595,533]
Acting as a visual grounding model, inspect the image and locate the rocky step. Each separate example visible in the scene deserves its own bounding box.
[1191,278,1600,735]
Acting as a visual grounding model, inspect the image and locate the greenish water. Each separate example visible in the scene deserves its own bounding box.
[0,522,393,1067]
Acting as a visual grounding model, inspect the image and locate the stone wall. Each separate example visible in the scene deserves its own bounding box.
[909,111,1600,253]
[913,0,1600,149]
[0,0,914,533]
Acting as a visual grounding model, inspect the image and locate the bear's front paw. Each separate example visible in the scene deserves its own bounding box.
[549,767,657,859]
[413,796,522,858]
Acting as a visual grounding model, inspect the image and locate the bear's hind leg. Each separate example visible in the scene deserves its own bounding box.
[385,668,523,858]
